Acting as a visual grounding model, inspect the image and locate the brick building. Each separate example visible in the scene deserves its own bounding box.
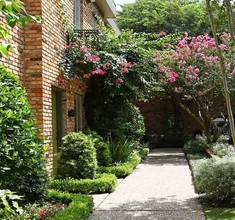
[2,0,118,173]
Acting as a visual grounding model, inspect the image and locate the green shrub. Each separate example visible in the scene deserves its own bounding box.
[111,103,145,141]
[47,190,93,220]
[85,97,145,142]
[193,157,235,200]
[97,153,142,178]
[138,147,149,160]
[0,66,48,204]
[85,130,112,166]
[56,132,97,180]
[211,143,234,157]
[216,135,230,144]
[0,189,23,219]
[109,139,137,163]
[183,135,208,154]
[49,173,117,194]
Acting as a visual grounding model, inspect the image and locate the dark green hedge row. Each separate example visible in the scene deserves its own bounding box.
[47,190,93,220]
[48,173,117,194]
[97,148,149,178]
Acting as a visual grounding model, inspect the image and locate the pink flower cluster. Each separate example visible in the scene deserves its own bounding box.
[116,78,124,83]
[87,54,100,62]
[120,61,133,74]
[83,68,105,79]
[80,46,89,52]
[167,71,178,83]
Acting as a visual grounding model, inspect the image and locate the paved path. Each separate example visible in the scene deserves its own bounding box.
[89,148,205,220]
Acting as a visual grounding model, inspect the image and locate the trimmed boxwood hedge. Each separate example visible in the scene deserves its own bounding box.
[48,173,117,194]
[97,148,149,178]
[47,190,93,220]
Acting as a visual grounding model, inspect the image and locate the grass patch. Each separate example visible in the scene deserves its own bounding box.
[49,173,117,194]
[205,208,235,220]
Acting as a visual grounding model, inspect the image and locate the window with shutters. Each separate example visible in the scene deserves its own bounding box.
[74,0,81,29]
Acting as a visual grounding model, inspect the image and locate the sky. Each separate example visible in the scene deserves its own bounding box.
[114,0,136,11]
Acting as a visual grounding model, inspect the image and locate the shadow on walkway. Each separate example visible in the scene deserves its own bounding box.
[89,148,205,220]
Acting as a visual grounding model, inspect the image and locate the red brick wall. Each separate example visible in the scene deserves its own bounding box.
[1,22,24,81]
[1,0,111,173]
[137,98,204,137]
[81,0,104,29]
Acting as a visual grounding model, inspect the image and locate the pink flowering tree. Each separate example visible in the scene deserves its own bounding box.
[156,33,235,143]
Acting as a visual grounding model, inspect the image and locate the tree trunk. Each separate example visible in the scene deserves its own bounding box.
[206,0,235,148]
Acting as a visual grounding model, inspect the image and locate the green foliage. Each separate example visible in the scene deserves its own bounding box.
[109,139,138,163]
[85,99,145,142]
[205,208,235,220]
[0,66,48,204]
[56,132,97,180]
[85,130,112,166]
[0,0,41,58]
[48,174,117,194]
[46,190,93,220]
[0,189,23,219]
[97,152,144,178]
[183,135,208,154]
[193,157,235,200]
[138,147,149,160]
[211,143,235,157]
[15,202,66,220]
[117,0,210,36]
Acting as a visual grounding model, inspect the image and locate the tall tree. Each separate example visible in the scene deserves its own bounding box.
[117,0,210,35]
[117,0,231,36]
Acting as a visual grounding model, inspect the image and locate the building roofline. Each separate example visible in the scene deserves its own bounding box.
[95,0,116,18]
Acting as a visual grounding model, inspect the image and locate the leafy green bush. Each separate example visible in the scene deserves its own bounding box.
[85,130,112,166]
[109,139,137,163]
[138,147,149,160]
[85,97,145,142]
[56,132,97,180]
[211,143,234,157]
[111,103,145,141]
[97,153,142,178]
[49,173,117,194]
[0,189,23,219]
[46,190,93,220]
[0,66,48,204]
[193,157,235,200]
[183,135,208,154]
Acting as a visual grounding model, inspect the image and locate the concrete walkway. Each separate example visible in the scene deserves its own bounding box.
[89,148,205,220]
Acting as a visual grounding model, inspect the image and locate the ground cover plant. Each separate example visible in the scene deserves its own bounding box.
[185,136,235,219]
[49,173,117,194]
[97,148,149,178]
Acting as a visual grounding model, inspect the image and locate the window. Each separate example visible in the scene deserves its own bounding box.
[75,94,83,131]
[74,0,81,29]
[93,14,97,30]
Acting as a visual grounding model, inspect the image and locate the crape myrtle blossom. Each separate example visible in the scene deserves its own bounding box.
[155,33,232,100]
[155,33,235,143]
